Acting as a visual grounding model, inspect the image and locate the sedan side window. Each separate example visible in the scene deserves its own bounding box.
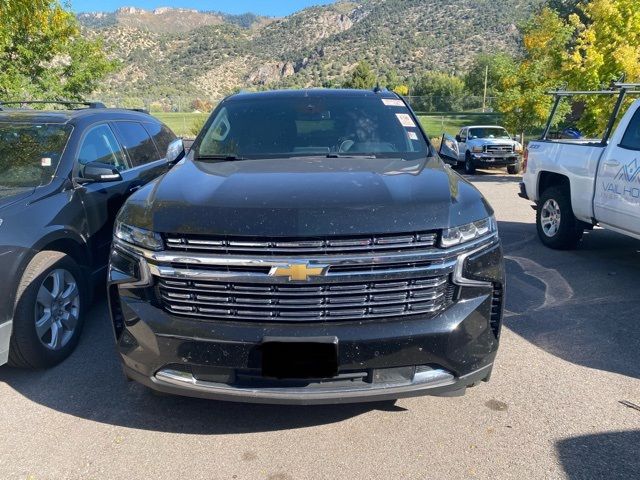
[78,124,128,171]
[114,121,161,167]
[143,122,177,157]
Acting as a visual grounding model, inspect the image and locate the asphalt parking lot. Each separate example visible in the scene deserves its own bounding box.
[0,170,638,480]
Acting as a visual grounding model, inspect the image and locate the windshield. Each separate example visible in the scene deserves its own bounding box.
[196,95,429,159]
[468,127,511,140]
[0,123,72,189]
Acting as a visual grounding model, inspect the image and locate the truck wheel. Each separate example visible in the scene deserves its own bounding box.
[464,152,476,175]
[507,163,521,175]
[536,187,583,250]
[9,251,86,369]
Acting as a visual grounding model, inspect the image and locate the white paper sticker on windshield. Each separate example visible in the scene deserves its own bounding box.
[407,131,419,141]
[41,157,52,167]
[382,99,405,107]
[396,113,416,128]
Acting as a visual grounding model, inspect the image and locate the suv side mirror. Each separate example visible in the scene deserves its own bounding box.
[166,138,185,165]
[81,162,123,183]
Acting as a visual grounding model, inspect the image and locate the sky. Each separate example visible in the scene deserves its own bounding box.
[70,0,336,16]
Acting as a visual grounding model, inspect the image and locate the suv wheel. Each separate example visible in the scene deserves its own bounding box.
[536,186,583,250]
[507,163,521,175]
[9,251,86,368]
[464,152,476,175]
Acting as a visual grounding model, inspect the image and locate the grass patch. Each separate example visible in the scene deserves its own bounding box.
[417,113,503,138]
[152,112,209,137]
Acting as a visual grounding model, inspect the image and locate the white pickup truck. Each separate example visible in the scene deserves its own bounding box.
[520,84,640,249]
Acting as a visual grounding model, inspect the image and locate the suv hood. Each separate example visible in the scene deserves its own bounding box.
[0,187,34,211]
[119,156,492,237]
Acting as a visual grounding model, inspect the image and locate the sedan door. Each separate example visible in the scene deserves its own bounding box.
[74,123,138,267]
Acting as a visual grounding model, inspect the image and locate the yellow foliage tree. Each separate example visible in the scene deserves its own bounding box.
[497,0,640,136]
[0,0,117,100]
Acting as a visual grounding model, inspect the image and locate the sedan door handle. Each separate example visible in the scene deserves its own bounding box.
[128,185,143,194]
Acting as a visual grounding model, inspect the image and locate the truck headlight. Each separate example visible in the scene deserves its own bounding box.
[441,216,497,248]
[115,222,164,251]
[471,146,483,153]
[515,144,523,153]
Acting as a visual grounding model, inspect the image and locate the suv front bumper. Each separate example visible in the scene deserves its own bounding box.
[108,236,504,404]
[109,282,502,404]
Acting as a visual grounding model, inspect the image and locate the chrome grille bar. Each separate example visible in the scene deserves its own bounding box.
[165,232,438,255]
[158,276,453,322]
[484,144,514,154]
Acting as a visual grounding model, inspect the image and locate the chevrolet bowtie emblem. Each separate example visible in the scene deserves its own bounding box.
[269,263,329,281]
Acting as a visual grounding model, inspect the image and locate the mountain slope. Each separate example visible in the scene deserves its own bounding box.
[82,0,543,101]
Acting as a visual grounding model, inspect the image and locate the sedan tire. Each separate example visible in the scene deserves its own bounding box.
[9,251,86,369]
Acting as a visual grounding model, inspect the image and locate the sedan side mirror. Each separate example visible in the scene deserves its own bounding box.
[166,138,185,165]
[81,162,123,183]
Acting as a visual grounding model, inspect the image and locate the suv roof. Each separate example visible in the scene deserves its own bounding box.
[229,88,401,101]
[0,106,152,125]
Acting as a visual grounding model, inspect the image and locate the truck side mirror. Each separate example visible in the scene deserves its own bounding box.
[455,135,462,143]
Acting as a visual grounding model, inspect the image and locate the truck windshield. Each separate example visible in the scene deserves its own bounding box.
[468,127,511,140]
[196,95,429,160]
[0,123,72,189]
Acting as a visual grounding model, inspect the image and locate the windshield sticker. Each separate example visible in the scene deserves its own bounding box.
[407,131,419,140]
[396,113,416,128]
[382,99,405,107]
[41,157,52,167]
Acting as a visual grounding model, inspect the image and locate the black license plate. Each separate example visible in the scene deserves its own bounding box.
[262,337,339,379]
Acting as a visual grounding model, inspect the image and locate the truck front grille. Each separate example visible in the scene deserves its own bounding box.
[158,275,453,322]
[164,232,438,256]
[484,144,514,154]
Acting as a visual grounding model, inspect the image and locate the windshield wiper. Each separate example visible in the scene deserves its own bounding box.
[196,154,246,161]
[326,153,377,159]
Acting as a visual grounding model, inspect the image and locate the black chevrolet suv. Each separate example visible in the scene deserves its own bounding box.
[0,101,182,369]
[108,89,505,404]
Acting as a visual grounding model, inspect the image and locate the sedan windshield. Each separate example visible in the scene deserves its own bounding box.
[196,94,429,160]
[0,123,72,189]
[468,127,511,140]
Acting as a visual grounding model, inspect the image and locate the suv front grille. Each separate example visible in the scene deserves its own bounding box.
[164,232,438,256]
[158,275,453,322]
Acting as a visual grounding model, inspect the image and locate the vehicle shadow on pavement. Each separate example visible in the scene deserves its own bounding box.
[0,301,397,434]
[499,219,640,380]
[453,167,522,183]
[556,430,640,479]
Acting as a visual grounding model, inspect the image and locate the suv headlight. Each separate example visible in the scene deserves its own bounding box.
[115,222,164,251]
[441,216,497,248]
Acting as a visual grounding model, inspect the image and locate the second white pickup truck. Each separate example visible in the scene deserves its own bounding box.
[520,83,640,249]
